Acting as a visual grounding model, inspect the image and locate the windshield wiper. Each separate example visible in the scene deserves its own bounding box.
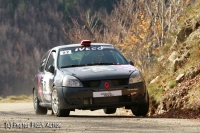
[61,63,120,68]
[61,64,85,68]
[85,62,118,66]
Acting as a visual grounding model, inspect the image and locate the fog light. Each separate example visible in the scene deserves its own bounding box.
[84,98,89,105]
[137,94,144,100]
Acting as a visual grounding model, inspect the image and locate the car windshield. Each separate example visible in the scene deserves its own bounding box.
[58,45,129,68]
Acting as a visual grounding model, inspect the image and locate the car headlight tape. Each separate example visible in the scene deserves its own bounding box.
[129,71,144,84]
[62,75,83,87]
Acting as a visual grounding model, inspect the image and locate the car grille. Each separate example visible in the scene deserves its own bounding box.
[82,78,129,87]
[111,78,129,86]
[82,80,101,87]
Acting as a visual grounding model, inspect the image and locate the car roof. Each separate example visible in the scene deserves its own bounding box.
[52,43,113,51]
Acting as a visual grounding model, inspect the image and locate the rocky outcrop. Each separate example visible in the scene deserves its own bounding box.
[168,51,179,62]
[150,76,160,84]
[176,74,185,83]
[176,15,200,44]
[168,50,190,72]
[177,26,193,44]
[186,65,200,79]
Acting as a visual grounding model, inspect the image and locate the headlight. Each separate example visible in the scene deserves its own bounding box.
[129,70,144,84]
[62,75,83,87]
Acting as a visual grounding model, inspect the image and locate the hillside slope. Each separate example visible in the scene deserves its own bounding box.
[147,1,200,119]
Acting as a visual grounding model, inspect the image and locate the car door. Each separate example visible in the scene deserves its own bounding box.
[36,50,50,103]
[42,50,56,104]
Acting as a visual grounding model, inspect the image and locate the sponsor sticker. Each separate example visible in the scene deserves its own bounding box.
[75,46,104,51]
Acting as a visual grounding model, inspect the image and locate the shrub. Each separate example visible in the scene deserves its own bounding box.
[169,80,176,88]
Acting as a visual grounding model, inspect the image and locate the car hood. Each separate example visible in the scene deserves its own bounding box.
[61,65,138,81]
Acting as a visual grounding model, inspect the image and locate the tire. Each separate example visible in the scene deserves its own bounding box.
[51,88,70,117]
[33,89,47,115]
[103,108,116,114]
[131,92,149,116]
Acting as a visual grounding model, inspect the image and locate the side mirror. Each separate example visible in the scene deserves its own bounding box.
[129,61,134,66]
[47,65,54,74]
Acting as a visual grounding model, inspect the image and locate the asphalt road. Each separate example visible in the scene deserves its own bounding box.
[0,102,200,133]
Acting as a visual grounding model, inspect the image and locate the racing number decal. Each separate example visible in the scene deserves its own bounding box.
[42,73,54,101]
[37,73,43,94]
[60,50,72,55]
[104,82,110,88]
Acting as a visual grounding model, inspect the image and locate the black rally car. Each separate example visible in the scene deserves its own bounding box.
[33,40,149,117]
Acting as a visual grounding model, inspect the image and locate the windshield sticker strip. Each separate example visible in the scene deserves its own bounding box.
[102,46,114,49]
[75,46,104,51]
[60,50,72,55]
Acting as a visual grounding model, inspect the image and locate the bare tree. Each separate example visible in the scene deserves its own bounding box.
[61,0,195,72]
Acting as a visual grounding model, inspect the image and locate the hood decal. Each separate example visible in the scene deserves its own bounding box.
[78,66,116,73]
[114,65,137,71]
[62,65,136,80]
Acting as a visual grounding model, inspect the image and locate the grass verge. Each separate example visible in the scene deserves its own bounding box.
[0,95,32,103]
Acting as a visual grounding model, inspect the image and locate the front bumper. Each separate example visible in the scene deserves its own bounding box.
[57,82,148,110]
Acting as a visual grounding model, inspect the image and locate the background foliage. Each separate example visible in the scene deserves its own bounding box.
[0,0,195,97]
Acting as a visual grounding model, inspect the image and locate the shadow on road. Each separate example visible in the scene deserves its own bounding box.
[0,111,157,119]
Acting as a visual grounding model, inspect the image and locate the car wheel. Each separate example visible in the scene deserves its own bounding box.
[131,92,149,116]
[51,88,70,117]
[103,108,116,114]
[33,89,47,115]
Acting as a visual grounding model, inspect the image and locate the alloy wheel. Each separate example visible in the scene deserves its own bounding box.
[52,89,59,114]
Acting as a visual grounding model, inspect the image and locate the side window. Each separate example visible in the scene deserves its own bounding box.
[45,51,56,71]
[39,51,50,72]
